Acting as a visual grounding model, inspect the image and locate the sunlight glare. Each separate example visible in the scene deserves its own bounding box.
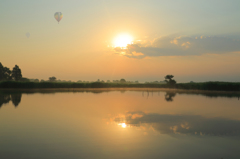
[118,123,127,128]
[114,34,133,48]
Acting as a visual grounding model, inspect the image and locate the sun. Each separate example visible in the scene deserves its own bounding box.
[113,34,133,48]
[118,123,127,128]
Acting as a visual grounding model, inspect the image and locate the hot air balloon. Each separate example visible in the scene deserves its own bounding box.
[54,12,63,24]
[25,32,30,38]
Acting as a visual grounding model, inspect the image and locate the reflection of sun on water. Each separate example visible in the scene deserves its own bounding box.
[114,34,133,48]
[118,123,127,128]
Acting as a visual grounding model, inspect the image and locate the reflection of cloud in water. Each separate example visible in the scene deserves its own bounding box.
[114,111,240,136]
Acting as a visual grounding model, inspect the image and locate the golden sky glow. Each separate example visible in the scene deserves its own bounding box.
[113,34,133,48]
[1,0,240,82]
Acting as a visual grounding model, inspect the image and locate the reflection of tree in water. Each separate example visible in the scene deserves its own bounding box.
[0,94,11,108]
[0,93,22,108]
[165,92,176,102]
[120,90,126,94]
[11,94,22,107]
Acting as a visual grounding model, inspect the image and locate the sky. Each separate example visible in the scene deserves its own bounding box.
[1,0,240,82]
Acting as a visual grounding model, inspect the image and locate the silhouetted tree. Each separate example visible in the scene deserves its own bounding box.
[0,63,4,81]
[11,93,22,107]
[20,77,30,82]
[33,79,39,82]
[4,67,12,80]
[49,76,57,82]
[120,79,126,83]
[0,63,12,81]
[164,75,176,85]
[12,65,22,81]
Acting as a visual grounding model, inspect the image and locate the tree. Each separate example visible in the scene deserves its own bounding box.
[164,75,174,82]
[3,67,12,80]
[49,77,57,82]
[20,77,30,82]
[33,79,39,82]
[0,63,5,81]
[12,65,22,81]
[164,75,176,85]
[0,63,12,81]
[120,79,126,83]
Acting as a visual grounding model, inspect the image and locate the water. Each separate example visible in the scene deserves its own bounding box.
[0,89,240,159]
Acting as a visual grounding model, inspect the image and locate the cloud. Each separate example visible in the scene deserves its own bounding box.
[113,35,240,58]
[114,111,240,136]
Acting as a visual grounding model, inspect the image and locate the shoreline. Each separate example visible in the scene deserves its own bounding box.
[1,81,240,92]
[0,87,240,94]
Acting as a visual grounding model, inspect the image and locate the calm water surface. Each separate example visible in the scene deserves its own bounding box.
[0,90,240,159]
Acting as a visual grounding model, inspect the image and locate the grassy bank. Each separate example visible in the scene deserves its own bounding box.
[175,82,240,91]
[0,81,240,91]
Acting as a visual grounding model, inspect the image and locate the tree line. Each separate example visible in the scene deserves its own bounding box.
[0,63,22,81]
[0,62,178,86]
